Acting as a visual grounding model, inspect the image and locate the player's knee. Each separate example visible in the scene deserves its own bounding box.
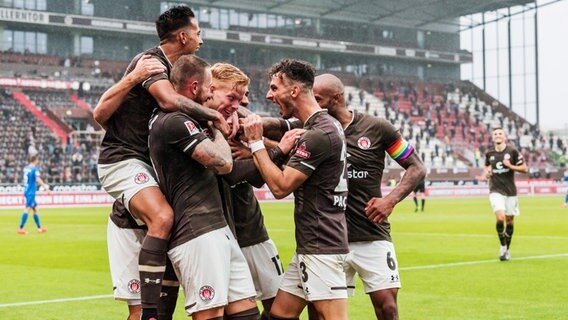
[374,300,398,318]
[225,307,260,320]
[147,205,174,234]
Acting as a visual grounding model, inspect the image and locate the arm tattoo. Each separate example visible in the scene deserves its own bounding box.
[175,96,216,122]
[390,153,427,203]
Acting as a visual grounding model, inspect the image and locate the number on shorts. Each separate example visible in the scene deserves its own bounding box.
[271,255,284,276]
[387,251,396,270]
[299,261,309,282]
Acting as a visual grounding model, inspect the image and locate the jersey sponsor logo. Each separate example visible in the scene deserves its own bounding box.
[493,162,510,174]
[184,120,199,135]
[134,172,150,184]
[357,136,371,150]
[127,279,140,293]
[199,285,215,301]
[347,169,369,179]
[295,142,311,159]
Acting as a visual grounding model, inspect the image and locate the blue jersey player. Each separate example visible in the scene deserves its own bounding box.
[18,155,49,235]
[563,166,568,208]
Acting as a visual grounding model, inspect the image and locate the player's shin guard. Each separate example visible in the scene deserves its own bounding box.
[139,235,168,319]
[496,221,506,246]
[505,224,514,249]
[19,212,28,228]
[225,307,260,320]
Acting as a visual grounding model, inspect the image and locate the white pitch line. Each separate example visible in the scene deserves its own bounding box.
[401,253,568,271]
[0,294,112,308]
[2,253,567,308]
[395,232,568,240]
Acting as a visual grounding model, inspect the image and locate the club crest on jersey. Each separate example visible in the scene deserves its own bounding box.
[199,285,215,301]
[357,137,371,150]
[295,142,311,159]
[504,153,511,160]
[184,120,199,135]
[134,172,149,184]
[127,279,140,293]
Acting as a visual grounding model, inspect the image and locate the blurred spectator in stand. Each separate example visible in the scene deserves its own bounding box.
[474,148,481,168]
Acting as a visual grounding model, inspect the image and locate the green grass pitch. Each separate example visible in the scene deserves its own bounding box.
[1,195,567,319]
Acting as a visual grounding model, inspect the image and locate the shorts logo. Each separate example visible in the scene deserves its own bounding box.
[357,137,371,150]
[184,120,199,135]
[127,279,140,293]
[134,173,149,184]
[199,285,215,301]
[295,142,311,159]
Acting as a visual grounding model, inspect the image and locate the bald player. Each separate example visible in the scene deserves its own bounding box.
[311,73,426,320]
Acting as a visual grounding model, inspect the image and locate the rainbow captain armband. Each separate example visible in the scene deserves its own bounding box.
[386,137,414,161]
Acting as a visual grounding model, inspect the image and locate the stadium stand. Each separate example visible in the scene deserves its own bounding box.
[2,61,567,186]
[0,0,567,188]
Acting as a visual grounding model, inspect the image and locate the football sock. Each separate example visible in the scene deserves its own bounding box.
[141,307,158,320]
[19,212,28,228]
[33,213,41,228]
[226,307,260,320]
[157,259,179,320]
[421,199,425,211]
[496,221,506,246]
[139,236,168,311]
[505,224,514,249]
[413,197,418,207]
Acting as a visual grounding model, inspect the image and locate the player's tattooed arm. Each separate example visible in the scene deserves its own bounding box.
[149,80,230,136]
[192,127,233,174]
[390,152,427,204]
[366,152,426,224]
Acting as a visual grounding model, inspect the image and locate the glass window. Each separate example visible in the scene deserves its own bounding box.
[1,30,10,51]
[13,0,24,9]
[80,36,93,55]
[36,32,46,54]
[13,30,24,52]
[24,31,35,52]
[81,1,94,16]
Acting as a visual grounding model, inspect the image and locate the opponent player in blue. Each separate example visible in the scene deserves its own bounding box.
[18,155,49,235]
[563,165,568,208]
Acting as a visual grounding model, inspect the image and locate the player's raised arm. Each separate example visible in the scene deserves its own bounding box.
[93,54,165,127]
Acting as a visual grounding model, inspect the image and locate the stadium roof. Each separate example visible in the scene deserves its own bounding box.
[185,0,535,30]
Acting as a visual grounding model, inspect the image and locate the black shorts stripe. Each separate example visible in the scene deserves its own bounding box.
[330,286,348,291]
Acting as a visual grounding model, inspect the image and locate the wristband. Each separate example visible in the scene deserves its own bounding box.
[250,140,265,153]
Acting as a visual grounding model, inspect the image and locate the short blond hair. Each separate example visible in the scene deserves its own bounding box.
[211,63,250,89]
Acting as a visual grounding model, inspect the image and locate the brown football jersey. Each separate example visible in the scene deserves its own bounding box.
[485,144,524,196]
[148,110,227,249]
[99,46,169,165]
[286,110,349,255]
